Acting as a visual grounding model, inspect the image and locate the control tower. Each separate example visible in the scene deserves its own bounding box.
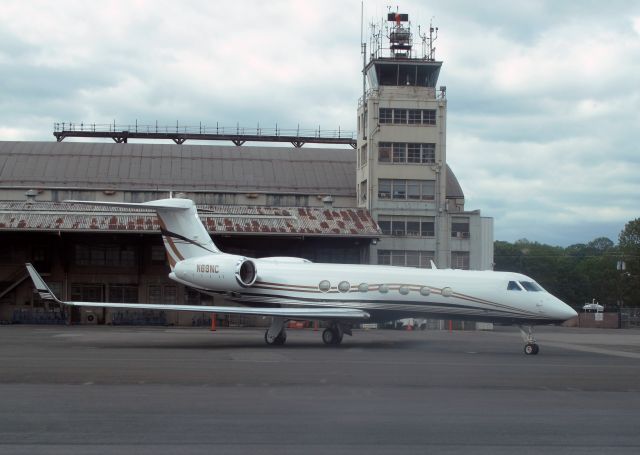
[357,12,493,270]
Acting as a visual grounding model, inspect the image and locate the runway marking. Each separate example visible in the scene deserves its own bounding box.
[544,341,640,359]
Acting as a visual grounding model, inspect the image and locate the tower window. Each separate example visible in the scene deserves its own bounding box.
[392,143,406,163]
[378,250,435,268]
[378,108,437,126]
[394,109,407,124]
[408,109,422,124]
[378,180,391,199]
[378,215,435,237]
[379,108,393,124]
[378,142,392,162]
[423,109,436,125]
[379,142,436,165]
[378,179,435,201]
[451,251,470,270]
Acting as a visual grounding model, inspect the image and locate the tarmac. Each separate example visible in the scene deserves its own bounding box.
[1,324,639,454]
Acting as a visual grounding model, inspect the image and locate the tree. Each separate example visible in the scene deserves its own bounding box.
[619,219,640,307]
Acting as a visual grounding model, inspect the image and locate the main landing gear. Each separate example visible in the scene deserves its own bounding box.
[264,317,287,346]
[322,323,352,346]
[519,325,539,355]
[264,318,352,346]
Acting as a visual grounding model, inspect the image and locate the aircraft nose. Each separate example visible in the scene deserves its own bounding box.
[551,297,578,321]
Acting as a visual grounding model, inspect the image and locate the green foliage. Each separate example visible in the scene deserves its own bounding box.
[618,219,640,307]
[494,230,636,307]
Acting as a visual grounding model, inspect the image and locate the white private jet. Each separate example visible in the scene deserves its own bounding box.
[26,198,577,355]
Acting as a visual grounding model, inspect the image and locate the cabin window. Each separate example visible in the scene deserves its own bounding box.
[318,280,331,293]
[338,281,351,293]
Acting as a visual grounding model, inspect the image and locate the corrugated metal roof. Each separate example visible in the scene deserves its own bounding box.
[0,202,380,237]
[0,141,356,195]
[0,141,464,198]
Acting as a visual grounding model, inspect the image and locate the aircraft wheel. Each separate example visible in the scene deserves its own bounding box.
[274,331,287,345]
[524,343,539,355]
[265,329,287,346]
[322,328,340,345]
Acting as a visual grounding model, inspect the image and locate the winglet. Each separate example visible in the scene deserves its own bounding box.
[430,260,438,270]
[25,263,61,304]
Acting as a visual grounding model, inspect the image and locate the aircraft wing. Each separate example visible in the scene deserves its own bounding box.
[25,264,369,321]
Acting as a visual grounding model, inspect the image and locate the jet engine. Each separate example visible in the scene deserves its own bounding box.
[236,257,257,287]
[174,255,258,290]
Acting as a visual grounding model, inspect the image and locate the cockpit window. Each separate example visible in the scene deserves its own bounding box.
[507,281,522,291]
[519,281,543,292]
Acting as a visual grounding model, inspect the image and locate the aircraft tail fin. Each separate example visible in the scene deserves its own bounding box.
[64,199,219,268]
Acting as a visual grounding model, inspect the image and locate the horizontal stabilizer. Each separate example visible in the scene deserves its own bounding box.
[63,198,192,210]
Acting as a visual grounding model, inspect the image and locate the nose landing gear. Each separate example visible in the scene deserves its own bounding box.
[519,325,539,355]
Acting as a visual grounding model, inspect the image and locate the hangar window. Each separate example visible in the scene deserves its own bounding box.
[266,195,309,206]
[149,284,177,304]
[71,284,104,302]
[151,245,165,262]
[508,281,523,291]
[75,244,137,267]
[109,284,138,303]
[520,281,543,292]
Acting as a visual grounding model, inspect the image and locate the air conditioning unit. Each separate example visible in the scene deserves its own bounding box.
[82,310,99,325]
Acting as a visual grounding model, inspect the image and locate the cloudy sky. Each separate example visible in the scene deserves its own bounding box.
[1,0,638,246]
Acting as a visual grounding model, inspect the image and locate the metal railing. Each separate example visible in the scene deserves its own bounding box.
[53,122,355,140]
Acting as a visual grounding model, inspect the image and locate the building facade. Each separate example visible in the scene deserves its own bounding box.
[357,13,493,271]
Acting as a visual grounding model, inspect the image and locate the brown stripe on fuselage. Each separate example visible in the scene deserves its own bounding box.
[158,218,185,261]
[250,280,537,316]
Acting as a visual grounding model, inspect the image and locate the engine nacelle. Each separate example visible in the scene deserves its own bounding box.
[173,254,258,290]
